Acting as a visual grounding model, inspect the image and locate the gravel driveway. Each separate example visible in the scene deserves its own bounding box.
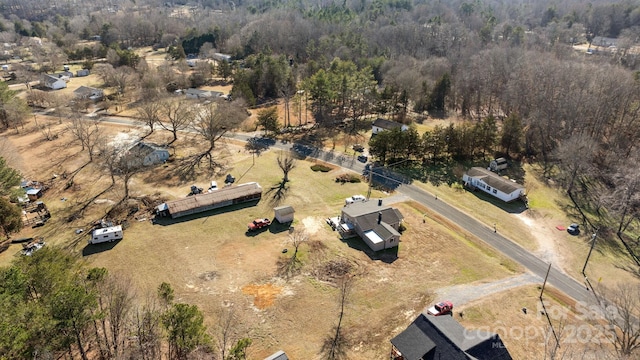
[431,272,541,311]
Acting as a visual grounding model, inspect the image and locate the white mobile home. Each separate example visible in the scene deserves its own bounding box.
[462,167,525,203]
[89,225,123,244]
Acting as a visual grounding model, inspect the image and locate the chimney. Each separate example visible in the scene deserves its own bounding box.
[377,211,382,224]
[378,199,383,206]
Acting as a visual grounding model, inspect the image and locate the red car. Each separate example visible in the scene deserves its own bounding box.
[427,301,454,316]
[248,218,271,231]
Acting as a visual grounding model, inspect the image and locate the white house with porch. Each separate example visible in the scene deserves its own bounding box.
[462,167,525,203]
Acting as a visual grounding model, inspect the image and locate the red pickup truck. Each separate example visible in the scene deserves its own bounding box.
[248,218,271,231]
[427,301,454,316]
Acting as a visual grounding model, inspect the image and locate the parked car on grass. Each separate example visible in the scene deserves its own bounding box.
[345,194,366,204]
[248,218,271,231]
[567,223,580,235]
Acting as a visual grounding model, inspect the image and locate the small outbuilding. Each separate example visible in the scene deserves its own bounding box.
[273,205,294,224]
[26,188,43,201]
[264,350,289,360]
[489,157,508,172]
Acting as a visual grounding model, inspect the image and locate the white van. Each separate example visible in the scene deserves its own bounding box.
[89,225,123,244]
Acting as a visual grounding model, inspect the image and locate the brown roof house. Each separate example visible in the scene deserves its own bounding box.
[339,199,403,251]
[391,314,512,360]
[156,182,262,219]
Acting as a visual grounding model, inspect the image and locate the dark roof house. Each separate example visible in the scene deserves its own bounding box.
[391,314,512,360]
[340,199,404,251]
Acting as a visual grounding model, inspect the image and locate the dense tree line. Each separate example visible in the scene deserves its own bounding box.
[0,247,251,360]
[368,115,505,165]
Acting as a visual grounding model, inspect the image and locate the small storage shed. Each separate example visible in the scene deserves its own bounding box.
[26,188,42,201]
[274,205,295,224]
[264,350,289,360]
[489,157,508,172]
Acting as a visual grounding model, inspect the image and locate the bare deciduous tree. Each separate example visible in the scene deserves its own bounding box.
[268,151,297,203]
[159,99,193,144]
[136,101,162,138]
[321,274,353,360]
[67,115,102,161]
[277,230,309,278]
[277,151,296,184]
[601,283,640,358]
[97,141,146,200]
[191,100,248,168]
[131,297,162,360]
[87,271,136,360]
[215,305,245,360]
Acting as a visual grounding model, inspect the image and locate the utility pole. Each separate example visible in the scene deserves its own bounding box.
[582,230,598,276]
[366,165,373,200]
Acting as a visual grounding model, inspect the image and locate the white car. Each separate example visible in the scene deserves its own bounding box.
[345,194,366,204]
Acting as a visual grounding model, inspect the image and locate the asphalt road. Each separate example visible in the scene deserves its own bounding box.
[397,183,592,303]
[92,114,593,304]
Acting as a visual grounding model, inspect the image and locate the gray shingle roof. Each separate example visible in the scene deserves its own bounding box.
[465,167,523,195]
[373,117,405,130]
[73,86,102,97]
[353,211,401,233]
[342,200,403,219]
[264,350,288,360]
[42,74,62,86]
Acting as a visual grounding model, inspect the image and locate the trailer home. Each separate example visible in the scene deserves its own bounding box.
[89,225,123,244]
[155,182,263,219]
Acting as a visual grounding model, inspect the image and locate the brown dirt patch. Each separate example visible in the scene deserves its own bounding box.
[241,283,283,309]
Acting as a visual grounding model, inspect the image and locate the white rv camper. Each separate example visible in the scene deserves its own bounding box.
[89,225,123,244]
